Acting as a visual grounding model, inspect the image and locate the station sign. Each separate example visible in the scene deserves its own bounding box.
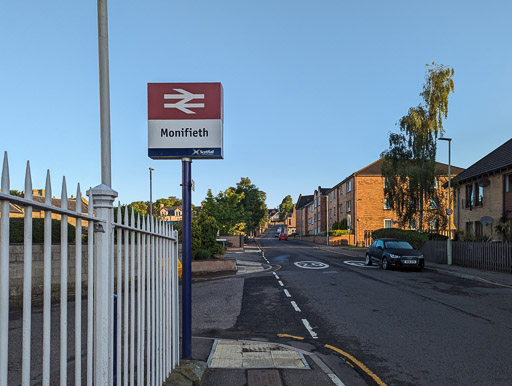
[148,82,223,159]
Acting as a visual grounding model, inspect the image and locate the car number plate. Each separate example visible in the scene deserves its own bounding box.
[403,260,416,264]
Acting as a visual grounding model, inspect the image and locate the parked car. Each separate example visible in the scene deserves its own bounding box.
[274,231,280,237]
[365,238,424,271]
[278,233,288,240]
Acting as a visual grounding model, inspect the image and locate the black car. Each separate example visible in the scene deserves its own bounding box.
[365,238,424,271]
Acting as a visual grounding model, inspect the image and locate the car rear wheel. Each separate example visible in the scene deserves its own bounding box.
[382,257,389,270]
[365,254,372,266]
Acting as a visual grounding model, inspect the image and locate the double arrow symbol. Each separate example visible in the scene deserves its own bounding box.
[163,89,204,114]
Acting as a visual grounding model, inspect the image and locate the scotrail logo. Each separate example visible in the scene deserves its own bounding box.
[192,149,215,156]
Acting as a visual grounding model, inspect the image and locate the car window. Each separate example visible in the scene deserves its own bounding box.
[385,241,414,249]
[376,240,384,248]
[370,241,377,247]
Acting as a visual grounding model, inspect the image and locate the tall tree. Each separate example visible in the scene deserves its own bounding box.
[381,63,454,231]
[201,177,267,236]
[278,195,293,220]
[235,177,267,235]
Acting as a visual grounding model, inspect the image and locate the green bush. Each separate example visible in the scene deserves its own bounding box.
[371,228,428,250]
[9,218,76,244]
[328,229,353,237]
[194,249,211,260]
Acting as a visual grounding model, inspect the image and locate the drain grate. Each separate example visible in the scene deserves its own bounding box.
[248,369,283,386]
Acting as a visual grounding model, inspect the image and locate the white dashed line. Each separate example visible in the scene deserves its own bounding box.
[278,281,284,287]
[302,319,318,339]
[291,301,301,312]
[274,273,280,280]
[283,289,291,297]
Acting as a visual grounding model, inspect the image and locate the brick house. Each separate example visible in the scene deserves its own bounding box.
[294,194,313,235]
[311,187,330,235]
[158,205,182,223]
[284,205,297,234]
[327,159,463,246]
[453,138,512,240]
[6,189,89,228]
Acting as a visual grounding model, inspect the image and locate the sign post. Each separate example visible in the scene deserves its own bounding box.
[148,83,223,359]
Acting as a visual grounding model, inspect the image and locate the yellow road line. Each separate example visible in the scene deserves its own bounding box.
[277,334,304,340]
[325,344,387,386]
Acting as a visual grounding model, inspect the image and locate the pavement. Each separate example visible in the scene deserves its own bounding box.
[167,238,512,385]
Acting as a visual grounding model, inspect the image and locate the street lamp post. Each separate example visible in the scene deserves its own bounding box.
[439,137,452,265]
[149,167,154,217]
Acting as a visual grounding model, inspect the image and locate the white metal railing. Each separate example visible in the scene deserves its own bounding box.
[0,151,180,385]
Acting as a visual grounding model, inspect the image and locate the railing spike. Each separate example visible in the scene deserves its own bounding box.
[130,207,135,228]
[142,214,146,232]
[1,151,10,192]
[117,202,121,223]
[25,161,32,200]
[45,170,51,205]
[88,187,93,216]
[61,177,68,208]
[124,204,129,227]
[137,213,141,230]
[76,184,82,214]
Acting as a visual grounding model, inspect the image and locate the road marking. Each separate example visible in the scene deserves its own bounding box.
[301,319,318,339]
[277,333,304,340]
[325,344,387,386]
[278,281,284,287]
[291,301,301,312]
[294,261,330,270]
[343,261,378,268]
[283,289,291,297]
[273,272,280,280]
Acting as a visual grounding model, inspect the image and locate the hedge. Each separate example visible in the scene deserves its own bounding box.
[371,228,428,250]
[8,218,77,244]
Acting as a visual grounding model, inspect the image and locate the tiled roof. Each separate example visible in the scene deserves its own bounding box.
[295,195,313,209]
[354,158,464,177]
[454,138,512,183]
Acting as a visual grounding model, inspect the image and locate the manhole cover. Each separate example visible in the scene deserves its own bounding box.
[248,369,283,386]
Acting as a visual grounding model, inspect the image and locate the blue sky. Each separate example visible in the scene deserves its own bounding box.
[1,1,511,209]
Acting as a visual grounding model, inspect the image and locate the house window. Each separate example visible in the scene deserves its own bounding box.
[339,187,343,196]
[383,199,392,210]
[476,185,484,206]
[506,174,512,192]
[339,203,343,214]
[465,184,474,208]
[347,181,352,193]
[430,198,439,209]
[314,213,317,222]
[429,219,439,231]
[384,219,393,228]
[475,221,483,237]
[384,177,390,189]
[466,221,474,235]
[434,178,439,189]
[409,219,417,230]
[333,190,336,198]
[347,201,351,212]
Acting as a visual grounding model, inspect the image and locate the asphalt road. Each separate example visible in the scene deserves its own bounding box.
[253,225,512,385]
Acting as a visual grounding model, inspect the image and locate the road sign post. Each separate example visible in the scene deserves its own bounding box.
[148,82,223,359]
